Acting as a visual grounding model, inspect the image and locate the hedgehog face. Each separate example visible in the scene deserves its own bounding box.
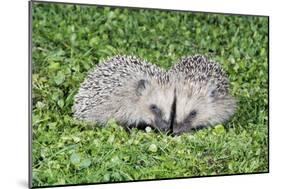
[172,81,235,135]
[134,79,174,133]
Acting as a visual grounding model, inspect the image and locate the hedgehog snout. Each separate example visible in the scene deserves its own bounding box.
[154,117,171,133]
[172,121,192,135]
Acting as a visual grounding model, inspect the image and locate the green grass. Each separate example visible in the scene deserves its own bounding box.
[31,2,269,187]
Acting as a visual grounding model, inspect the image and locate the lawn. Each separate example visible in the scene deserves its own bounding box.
[31,2,269,187]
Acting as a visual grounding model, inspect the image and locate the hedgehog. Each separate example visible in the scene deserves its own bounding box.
[72,55,175,132]
[168,55,236,135]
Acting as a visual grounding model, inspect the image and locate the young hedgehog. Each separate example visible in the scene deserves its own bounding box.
[72,55,175,132]
[168,55,236,135]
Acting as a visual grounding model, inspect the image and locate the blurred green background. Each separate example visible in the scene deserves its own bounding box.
[31,2,268,187]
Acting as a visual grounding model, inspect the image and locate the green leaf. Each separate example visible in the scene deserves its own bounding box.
[106,118,118,128]
[80,159,91,168]
[212,124,225,135]
[107,135,115,144]
[36,101,45,109]
[103,173,110,181]
[53,71,65,85]
[111,156,120,164]
[70,33,77,45]
[48,62,60,71]
[148,144,158,152]
[72,136,80,143]
[57,99,64,108]
[89,37,100,47]
[70,153,80,164]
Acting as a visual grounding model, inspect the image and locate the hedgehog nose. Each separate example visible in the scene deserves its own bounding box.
[171,126,181,136]
[154,118,171,133]
[158,124,171,134]
[171,129,180,136]
[162,126,172,134]
[171,122,188,136]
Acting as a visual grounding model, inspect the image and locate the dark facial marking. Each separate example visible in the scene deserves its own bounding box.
[172,109,198,135]
[149,104,170,132]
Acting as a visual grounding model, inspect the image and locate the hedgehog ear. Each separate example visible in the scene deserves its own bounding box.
[207,81,218,99]
[207,83,220,101]
[136,79,150,96]
[207,89,218,103]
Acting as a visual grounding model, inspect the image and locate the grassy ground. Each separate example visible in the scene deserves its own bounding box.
[31,2,269,187]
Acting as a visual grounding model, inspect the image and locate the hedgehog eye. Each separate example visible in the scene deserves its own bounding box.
[150,104,158,111]
[189,110,197,118]
[150,104,161,115]
[210,89,217,97]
